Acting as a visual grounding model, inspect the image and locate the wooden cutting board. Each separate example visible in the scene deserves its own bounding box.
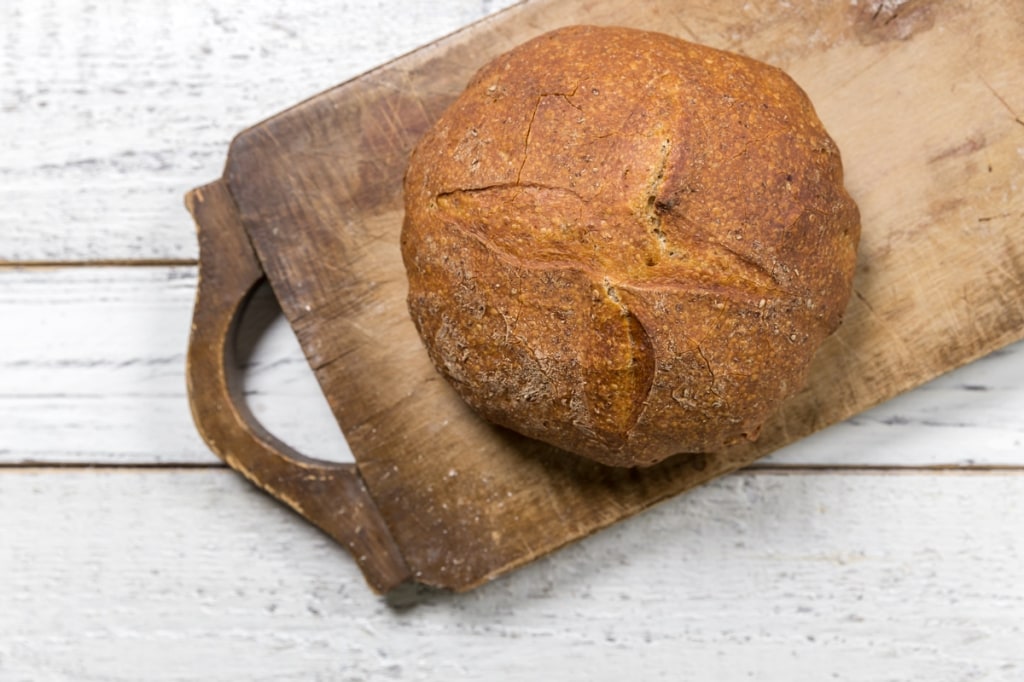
[185,0,1024,594]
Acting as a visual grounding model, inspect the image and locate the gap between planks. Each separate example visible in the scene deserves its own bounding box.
[0,259,198,269]
[2,462,1023,474]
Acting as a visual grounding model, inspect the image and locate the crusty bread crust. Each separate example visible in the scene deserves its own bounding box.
[401,25,860,467]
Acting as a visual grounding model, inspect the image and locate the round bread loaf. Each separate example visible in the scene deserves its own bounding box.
[401,25,860,467]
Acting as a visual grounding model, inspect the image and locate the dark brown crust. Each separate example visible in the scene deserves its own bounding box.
[401,25,860,467]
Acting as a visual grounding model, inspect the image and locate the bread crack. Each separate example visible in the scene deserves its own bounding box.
[435,182,583,203]
[713,240,783,289]
[643,139,673,263]
[603,277,622,306]
[694,342,719,393]
[515,85,582,186]
[583,281,656,450]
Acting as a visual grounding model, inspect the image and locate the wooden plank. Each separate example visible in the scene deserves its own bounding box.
[0,0,519,262]
[0,266,348,465]
[1,468,1021,680]
[765,343,1024,468]
[2,265,1022,466]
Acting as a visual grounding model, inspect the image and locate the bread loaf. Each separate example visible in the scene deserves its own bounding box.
[401,25,860,467]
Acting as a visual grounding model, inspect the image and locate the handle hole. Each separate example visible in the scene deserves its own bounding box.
[233,281,355,464]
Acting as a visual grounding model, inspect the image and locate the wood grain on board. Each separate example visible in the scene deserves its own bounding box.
[188,0,1024,592]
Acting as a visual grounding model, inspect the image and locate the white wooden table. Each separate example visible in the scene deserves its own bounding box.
[2,2,1023,680]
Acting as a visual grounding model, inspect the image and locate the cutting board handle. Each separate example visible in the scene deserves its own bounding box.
[184,180,412,594]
